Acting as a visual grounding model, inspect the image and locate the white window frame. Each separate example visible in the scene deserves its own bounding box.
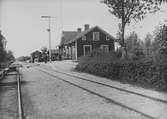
[106,35,110,41]
[100,45,109,52]
[93,32,100,41]
[82,35,86,40]
[83,45,92,56]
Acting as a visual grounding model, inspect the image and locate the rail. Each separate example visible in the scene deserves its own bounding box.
[40,65,167,104]
[37,67,156,119]
[16,68,25,119]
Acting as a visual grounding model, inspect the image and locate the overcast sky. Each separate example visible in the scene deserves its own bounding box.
[0,0,167,57]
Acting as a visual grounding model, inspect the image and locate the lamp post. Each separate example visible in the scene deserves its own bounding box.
[41,16,54,62]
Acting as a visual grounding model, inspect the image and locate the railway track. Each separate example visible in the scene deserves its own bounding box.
[36,67,164,119]
[0,63,24,119]
[43,66,167,104]
[16,69,24,119]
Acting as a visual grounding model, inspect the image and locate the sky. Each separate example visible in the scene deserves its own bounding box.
[0,0,167,57]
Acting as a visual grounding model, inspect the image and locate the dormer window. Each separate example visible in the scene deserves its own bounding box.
[106,36,110,40]
[93,32,99,41]
[82,35,86,40]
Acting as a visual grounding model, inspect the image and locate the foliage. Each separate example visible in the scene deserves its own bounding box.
[76,50,167,91]
[145,33,153,47]
[101,0,164,58]
[4,50,15,62]
[0,49,6,62]
[0,31,15,64]
[0,31,6,62]
[126,32,142,51]
[153,24,167,59]
[124,32,145,60]
[142,33,153,56]
[103,0,160,22]
[156,0,167,3]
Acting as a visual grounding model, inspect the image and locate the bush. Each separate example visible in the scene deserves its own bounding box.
[76,51,167,91]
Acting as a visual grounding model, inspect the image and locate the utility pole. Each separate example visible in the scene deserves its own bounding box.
[41,16,55,62]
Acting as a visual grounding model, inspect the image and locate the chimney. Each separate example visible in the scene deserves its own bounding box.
[77,28,82,33]
[84,24,89,31]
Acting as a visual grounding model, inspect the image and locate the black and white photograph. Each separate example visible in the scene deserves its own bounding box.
[0,0,167,119]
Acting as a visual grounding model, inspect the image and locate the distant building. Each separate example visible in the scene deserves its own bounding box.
[59,24,116,60]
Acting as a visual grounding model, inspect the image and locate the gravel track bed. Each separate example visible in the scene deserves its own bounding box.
[20,66,148,119]
[0,72,18,119]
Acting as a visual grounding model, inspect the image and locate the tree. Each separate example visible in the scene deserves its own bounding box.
[157,0,167,3]
[126,32,141,51]
[125,32,144,59]
[101,0,164,58]
[0,49,6,62]
[145,33,152,47]
[5,50,15,62]
[0,31,6,62]
[144,33,153,56]
[153,24,167,58]
[0,31,15,63]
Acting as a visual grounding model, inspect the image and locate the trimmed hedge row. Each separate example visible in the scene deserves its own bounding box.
[76,55,167,91]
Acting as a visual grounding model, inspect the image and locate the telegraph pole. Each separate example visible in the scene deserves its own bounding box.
[41,16,55,62]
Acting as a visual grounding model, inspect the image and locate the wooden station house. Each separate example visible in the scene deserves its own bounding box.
[59,24,116,60]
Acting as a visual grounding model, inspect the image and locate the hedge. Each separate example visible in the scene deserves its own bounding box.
[76,54,167,91]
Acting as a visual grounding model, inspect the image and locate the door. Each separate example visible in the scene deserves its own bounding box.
[100,45,109,52]
[83,45,92,56]
[72,46,76,60]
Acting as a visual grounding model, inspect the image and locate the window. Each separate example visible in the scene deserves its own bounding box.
[106,36,110,40]
[100,45,109,52]
[93,32,100,41]
[82,35,86,40]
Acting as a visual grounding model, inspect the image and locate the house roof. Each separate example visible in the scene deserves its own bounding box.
[60,31,79,46]
[60,26,116,46]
